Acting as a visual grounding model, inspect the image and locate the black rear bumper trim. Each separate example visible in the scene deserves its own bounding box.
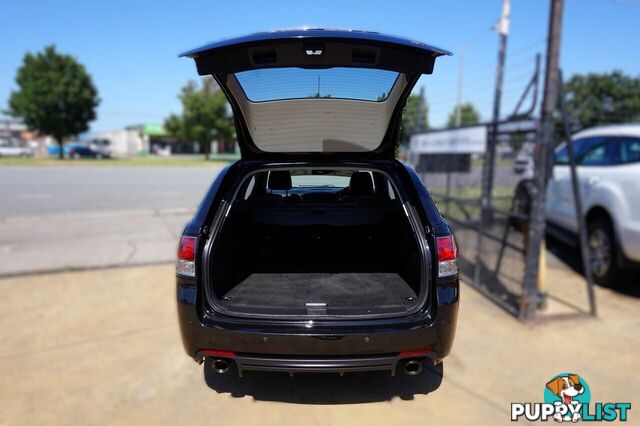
[198,352,437,377]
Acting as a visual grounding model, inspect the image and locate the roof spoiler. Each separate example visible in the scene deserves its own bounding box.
[180,28,452,76]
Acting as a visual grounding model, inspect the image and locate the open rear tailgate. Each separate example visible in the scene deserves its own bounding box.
[181,29,451,160]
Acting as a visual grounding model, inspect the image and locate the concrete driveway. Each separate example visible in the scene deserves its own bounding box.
[1,264,638,425]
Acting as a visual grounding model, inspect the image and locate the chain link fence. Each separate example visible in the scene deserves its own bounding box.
[412,119,539,318]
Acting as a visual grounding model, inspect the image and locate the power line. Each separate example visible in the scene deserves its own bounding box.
[429,54,541,106]
[457,38,545,81]
[429,67,539,107]
[459,57,538,92]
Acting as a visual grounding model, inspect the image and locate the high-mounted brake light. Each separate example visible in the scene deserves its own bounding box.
[177,235,197,277]
[436,235,458,277]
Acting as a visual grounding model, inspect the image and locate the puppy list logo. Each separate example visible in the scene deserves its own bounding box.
[511,373,631,422]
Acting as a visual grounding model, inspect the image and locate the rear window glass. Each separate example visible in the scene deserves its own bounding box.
[290,174,351,188]
[263,170,378,191]
[237,169,400,202]
[235,67,399,102]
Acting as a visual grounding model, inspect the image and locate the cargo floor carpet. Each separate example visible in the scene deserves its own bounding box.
[219,272,418,316]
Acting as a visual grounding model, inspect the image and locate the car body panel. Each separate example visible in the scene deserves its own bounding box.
[180,29,451,161]
[177,159,459,366]
[180,28,452,73]
[177,274,458,362]
[546,124,640,262]
[176,30,458,373]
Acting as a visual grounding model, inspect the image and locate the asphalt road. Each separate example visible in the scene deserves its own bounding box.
[0,166,222,276]
[0,166,219,217]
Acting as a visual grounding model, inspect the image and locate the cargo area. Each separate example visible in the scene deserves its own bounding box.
[219,273,418,316]
[206,168,426,318]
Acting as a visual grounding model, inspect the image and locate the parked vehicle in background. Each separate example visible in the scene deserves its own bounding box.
[47,143,110,159]
[0,137,34,157]
[545,124,640,286]
[66,144,109,159]
[88,138,112,157]
[176,29,459,380]
[513,148,534,176]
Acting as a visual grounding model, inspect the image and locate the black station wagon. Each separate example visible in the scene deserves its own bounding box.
[176,29,459,378]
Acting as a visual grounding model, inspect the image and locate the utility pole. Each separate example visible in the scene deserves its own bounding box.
[485,0,510,204]
[455,44,467,126]
[455,32,490,127]
[521,0,564,320]
[475,0,510,285]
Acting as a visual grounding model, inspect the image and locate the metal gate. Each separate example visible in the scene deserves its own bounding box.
[410,59,597,321]
[415,118,539,318]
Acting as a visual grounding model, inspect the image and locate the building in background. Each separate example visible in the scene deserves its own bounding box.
[95,124,167,157]
[0,118,27,139]
[0,117,55,156]
[94,123,210,157]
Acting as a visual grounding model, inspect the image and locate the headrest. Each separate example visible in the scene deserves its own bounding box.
[349,172,373,196]
[268,170,292,190]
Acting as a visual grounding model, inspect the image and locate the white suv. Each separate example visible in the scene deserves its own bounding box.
[546,124,640,286]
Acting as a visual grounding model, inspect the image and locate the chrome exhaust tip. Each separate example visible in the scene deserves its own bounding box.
[211,359,230,374]
[404,360,423,376]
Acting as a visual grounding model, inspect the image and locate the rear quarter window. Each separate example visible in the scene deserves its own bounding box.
[618,137,640,164]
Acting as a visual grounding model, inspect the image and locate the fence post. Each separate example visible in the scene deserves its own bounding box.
[521,0,565,320]
[558,71,597,316]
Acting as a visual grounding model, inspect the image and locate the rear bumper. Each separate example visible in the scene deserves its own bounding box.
[198,351,435,377]
[177,276,459,367]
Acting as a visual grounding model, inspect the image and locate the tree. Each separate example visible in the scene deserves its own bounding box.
[400,87,429,145]
[447,103,481,127]
[561,71,640,134]
[164,78,234,159]
[8,45,99,159]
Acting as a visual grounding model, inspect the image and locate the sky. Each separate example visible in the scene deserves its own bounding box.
[1,0,639,133]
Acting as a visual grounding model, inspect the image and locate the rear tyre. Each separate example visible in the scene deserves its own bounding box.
[587,217,619,287]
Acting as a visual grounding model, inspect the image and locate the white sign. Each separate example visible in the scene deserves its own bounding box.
[410,125,487,154]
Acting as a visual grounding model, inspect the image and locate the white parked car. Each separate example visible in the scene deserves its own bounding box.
[513,145,535,176]
[0,138,33,157]
[88,138,112,157]
[545,124,640,286]
[513,154,533,175]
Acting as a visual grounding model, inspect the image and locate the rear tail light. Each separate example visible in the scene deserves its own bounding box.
[436,235,458,277]
[399,349,433,358]
[177,235,197,277]
[199,349,236,358]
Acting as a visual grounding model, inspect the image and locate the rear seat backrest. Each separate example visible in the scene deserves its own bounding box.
[348,171,374,196]
[268,170,292,191]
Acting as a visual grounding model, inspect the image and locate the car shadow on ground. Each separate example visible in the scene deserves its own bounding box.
[546,235,640,298]
[203,361,444,404]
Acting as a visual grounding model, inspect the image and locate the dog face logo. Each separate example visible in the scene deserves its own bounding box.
[544,373,591,422]
[546,374,585,405]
